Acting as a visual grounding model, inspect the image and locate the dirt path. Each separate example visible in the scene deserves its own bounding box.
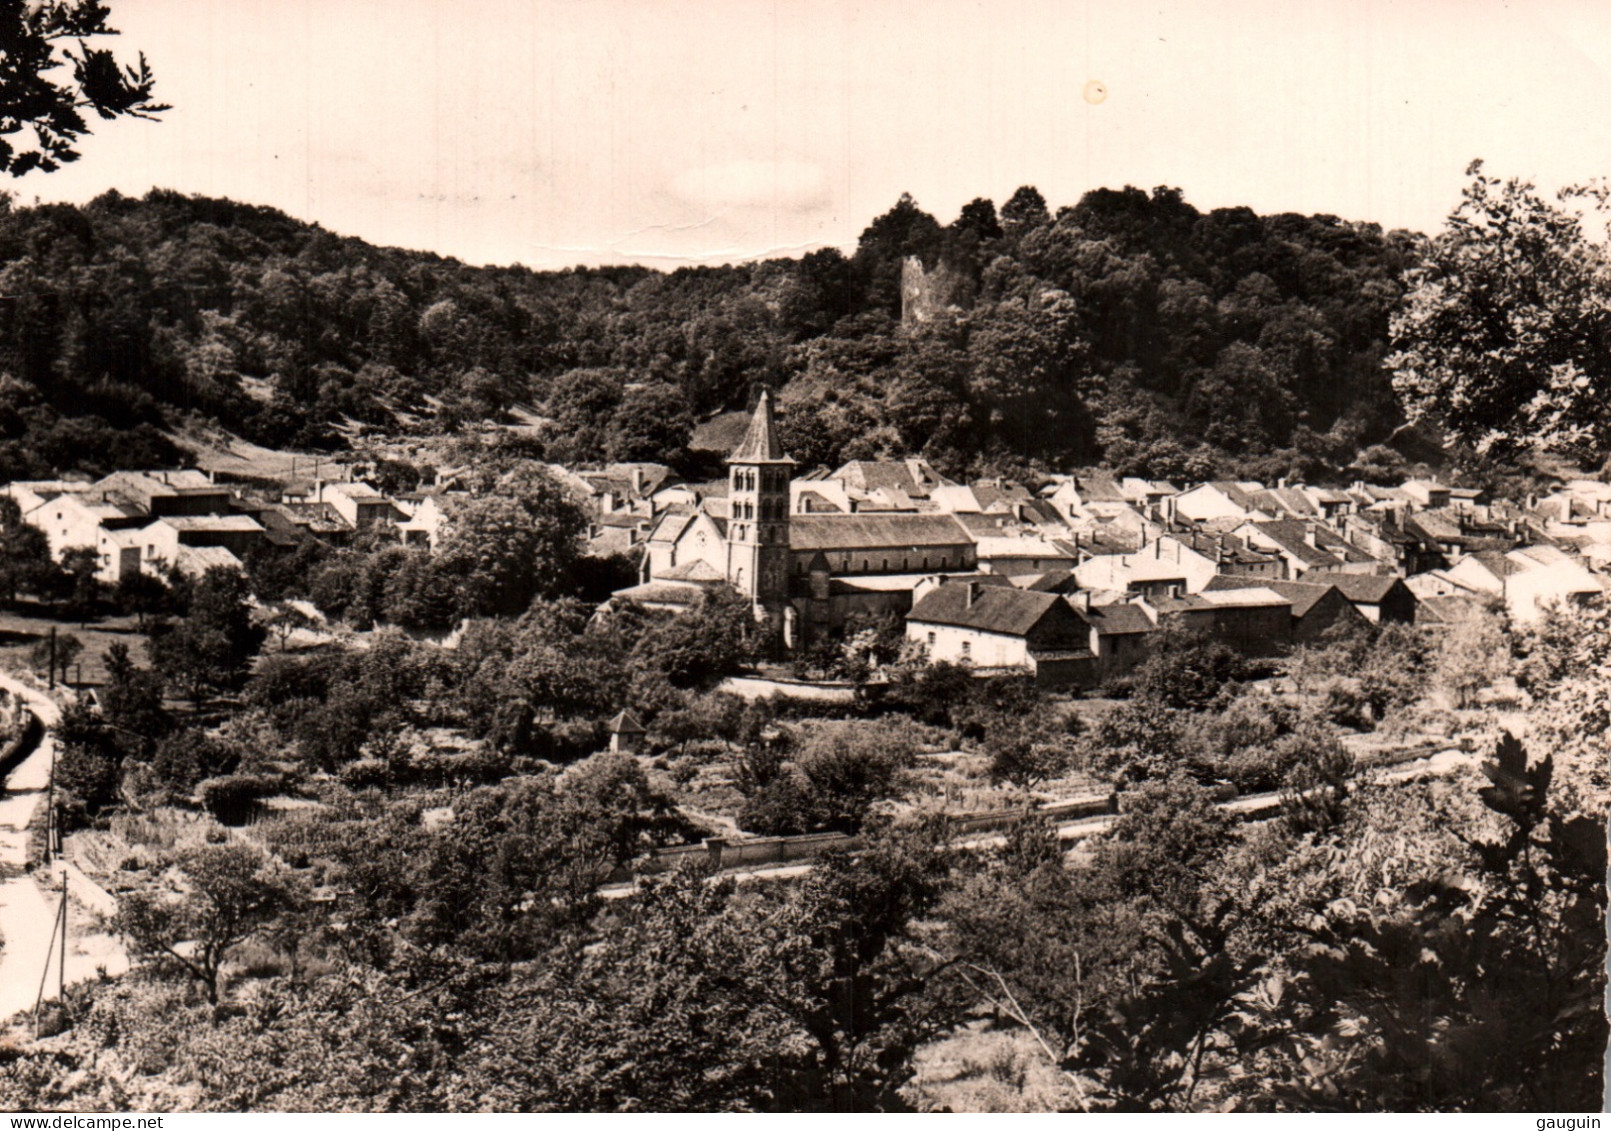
[0,673,127,1021]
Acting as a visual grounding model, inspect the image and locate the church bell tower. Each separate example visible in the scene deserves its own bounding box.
[726,389,794,619]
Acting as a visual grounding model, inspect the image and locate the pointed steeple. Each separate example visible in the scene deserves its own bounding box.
[728,389,792,464]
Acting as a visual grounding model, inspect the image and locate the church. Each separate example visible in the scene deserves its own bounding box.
[613,391,978,647]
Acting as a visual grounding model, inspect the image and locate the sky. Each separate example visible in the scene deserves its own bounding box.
[21,0,1611,269]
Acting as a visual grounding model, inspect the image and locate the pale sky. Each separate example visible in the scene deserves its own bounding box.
[20,0,1611,269]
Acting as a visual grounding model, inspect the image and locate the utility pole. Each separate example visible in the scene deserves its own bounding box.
[59,869,67,1001]
[44,736,54,863]
[47,625,55,690]
[31,874,67,1041]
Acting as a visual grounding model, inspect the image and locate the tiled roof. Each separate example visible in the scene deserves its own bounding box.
[1020,570,1079,593]
[1324,573,1404,603]
[608,710,646,734]
[153,515,265,532]
[950,512,1012,538]
[1205,575,1335,617]
[1197,586,1293,610]
[95,470,219,497]
[587,528,636,557]
[279,502,353,532]
[831,458,952,498]
[908,583,1073,637]
[1149,592,1216,613]
[1016,499,1069,527]
[611,580,709,607]
[795,490,844,513]
[1207,481,1265,512]
[646,514,692,545]
[603,462,677,494]
[78,496,146,519]
[174,545,244,574]
[1269,487,1321,517]
[971,481,1034,511]
[974,536,1070,559]
[325,481,385,499]
[1070,472,1128,503]
[1078,601,1156,636]
[1408,510,1463,541]
[790,513,972,551]
[661,559,727,582]
[1248,520,1374,566]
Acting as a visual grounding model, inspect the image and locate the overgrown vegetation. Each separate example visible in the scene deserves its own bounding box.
[0,183,1421,484]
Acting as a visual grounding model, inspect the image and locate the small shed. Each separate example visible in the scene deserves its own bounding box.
[607,710,647,755]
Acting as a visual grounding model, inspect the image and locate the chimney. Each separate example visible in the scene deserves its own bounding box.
[1277,477,1289,490]
[632,467,645,495]
[1073,590,1091,614]
[965,581,982,608]
[1303,523,1317,548]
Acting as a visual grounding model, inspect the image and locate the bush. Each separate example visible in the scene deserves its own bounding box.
[197,774,279,826]
[338,758,392,791]
[152,728,240,793]
[1130,624,1248,711]
[738,721,916,835]
[245,653,338,710]
[537,720,608,764]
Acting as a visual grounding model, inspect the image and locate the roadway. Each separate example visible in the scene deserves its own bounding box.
[0,672,127,1022]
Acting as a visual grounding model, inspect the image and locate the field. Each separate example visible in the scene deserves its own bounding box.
[0,609,151,691]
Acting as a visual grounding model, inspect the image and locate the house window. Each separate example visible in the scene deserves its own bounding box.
[927,632,936,648]
[960,640,971,661]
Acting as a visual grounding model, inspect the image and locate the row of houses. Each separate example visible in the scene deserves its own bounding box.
[6,400,1609,688]
[615,396,1611,683]
[901,569,1413,686]
[1,470,414,586]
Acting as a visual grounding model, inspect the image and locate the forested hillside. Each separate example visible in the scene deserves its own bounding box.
[0,185,1420,482]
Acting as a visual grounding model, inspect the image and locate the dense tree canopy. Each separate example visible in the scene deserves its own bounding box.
[1391,161,1611,463]
[0,181,1419,483]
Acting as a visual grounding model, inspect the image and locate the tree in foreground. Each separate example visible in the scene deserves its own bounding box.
[1266,733,1607,1110]
[148,566,265,700]
[113,843,295,1005]
[0,0,167,175]
[1390,160,1611,463]
[0,495,58,603]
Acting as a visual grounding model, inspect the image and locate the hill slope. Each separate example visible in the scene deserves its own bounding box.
[0,185,1421,483]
